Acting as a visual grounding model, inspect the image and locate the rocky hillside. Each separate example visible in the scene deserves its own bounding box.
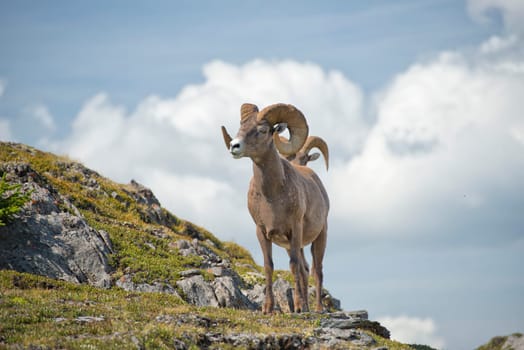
[477,333,524,350]
[0,142,410,349]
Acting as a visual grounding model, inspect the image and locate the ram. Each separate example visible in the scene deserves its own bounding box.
[221,103,329,313]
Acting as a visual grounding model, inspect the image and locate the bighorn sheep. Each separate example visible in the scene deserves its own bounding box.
[221,103,329,313]
[285,136,329,169]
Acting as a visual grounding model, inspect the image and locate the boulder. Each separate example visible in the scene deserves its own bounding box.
[212,276,257,309]
[273,278,295,312]
[122,180,169,225]
[317,310,390,340]
[0,163,113,288]
[176,275,219,307]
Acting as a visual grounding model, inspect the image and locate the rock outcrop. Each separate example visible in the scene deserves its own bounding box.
[0,162,113,288]
[154,310,388,349]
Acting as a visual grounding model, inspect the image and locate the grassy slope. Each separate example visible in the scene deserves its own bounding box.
[0,142,260,286]
[0,143,412,349]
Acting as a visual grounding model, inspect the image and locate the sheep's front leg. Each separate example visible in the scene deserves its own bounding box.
[256,226,274,314]
[289,222,309,313]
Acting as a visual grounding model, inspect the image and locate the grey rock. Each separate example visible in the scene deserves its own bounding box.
[153,309,390,349]
[172,338,187,350]
[75,316,105,323]
[175,238,228,269]
[316,310,390,340]
[192,332,319,350]
[273,278,295,312]
[179,269,201,277]
[116,274,180,296]
[131,335,142,349]
[208,266,229,277]
[122,179,178,226]
[178,246,198,257]
[212,276,257,309]
[175,239,191,250]
[321,317,362,329]
[155,314,176,323]
[0,163,113,288]
[242,283,265,308]
[316,320,377,348]
[241,277,343,313]
[345,310,369,320]
[174,238,268,309]
[204,239,216,248]
[308,285,342,311]
[504,333,524,350]
[176,275,219,307]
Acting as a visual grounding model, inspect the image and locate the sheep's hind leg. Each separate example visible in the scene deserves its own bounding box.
[289,224,309,313]
[300,247,310,274]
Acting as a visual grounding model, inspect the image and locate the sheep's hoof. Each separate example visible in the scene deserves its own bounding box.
[262,303,274,314]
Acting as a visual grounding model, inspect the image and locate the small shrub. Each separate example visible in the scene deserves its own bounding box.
[0,173,31,226]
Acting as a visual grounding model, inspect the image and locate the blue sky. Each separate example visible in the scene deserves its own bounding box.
[0,0,500,140]
[1,1,523,349]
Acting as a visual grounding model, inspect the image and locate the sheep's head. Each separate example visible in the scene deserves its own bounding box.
[221,103,309,161]
[286,136,329,170]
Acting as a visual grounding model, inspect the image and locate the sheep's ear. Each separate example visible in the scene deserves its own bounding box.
[273,123,287,134]
[308,153,321,162]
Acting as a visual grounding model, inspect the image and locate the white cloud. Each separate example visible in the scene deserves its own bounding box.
[54,60,366,247]
[184,59,368,156]
[377,315,445,349]
[31,105,56,131]
[480,34,518,54]
[510,123,524,145]
[329,43,524,238]
[493,60,524,73]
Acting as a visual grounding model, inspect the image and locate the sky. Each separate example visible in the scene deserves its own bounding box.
[1,1,523,348]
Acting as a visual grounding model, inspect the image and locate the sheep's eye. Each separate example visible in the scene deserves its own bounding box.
[257,125,269,134]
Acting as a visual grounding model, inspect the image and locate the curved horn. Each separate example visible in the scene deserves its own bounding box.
[241,103,258,121]
[303,136,329,170]
[221,126,233,150]
[257,103,308,156]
